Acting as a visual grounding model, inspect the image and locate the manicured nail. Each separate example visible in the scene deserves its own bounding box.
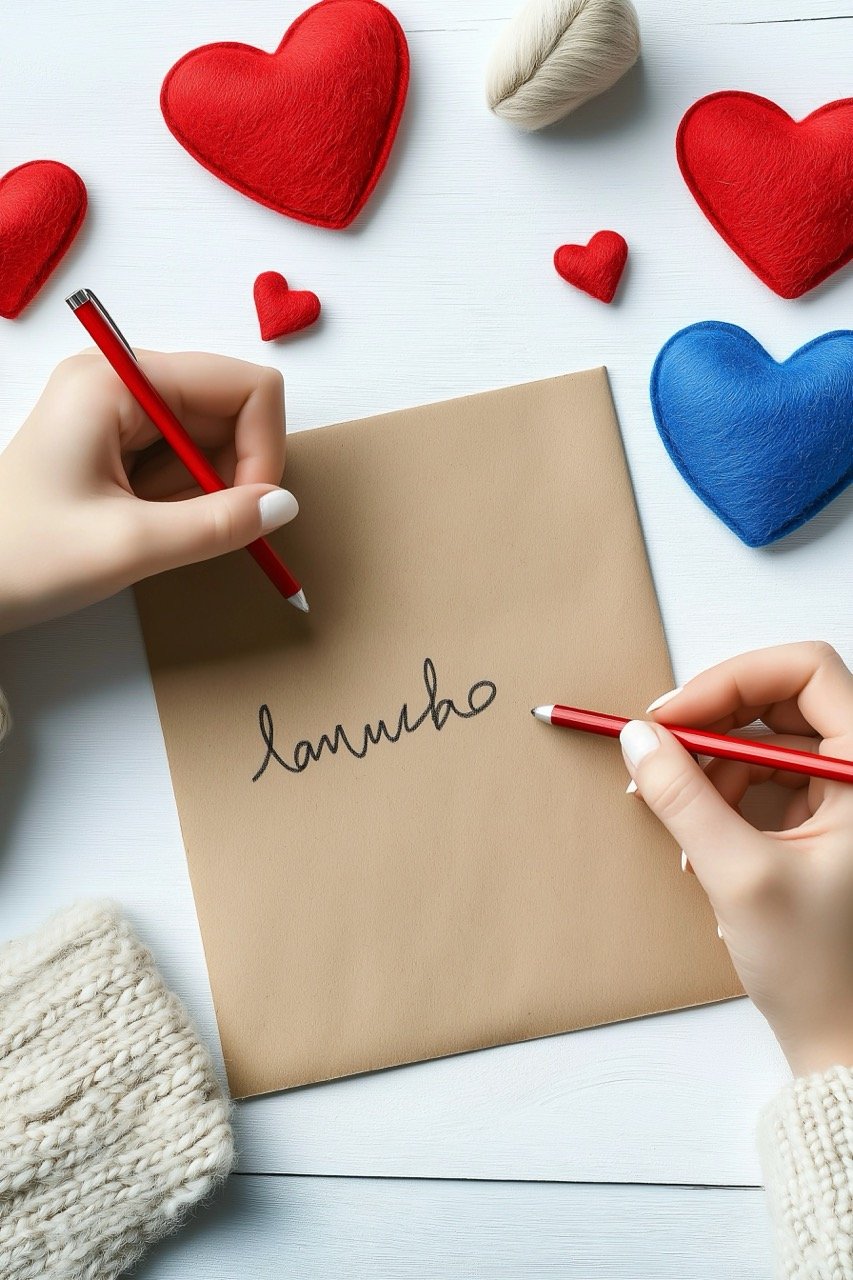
[646,686,683,713]
[259,488,299,532]
[680,850,688,873]
[625,779,638,795]
[716,923,723,939]
[620,720,660,771]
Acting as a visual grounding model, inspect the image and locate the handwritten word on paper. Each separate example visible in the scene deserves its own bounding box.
[253,658,497,780]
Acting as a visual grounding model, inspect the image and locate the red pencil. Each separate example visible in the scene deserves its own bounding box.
[532,704,853,786]
[66,288,308,612]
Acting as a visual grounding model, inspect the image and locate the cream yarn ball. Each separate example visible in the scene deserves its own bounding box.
[486,0,641,131]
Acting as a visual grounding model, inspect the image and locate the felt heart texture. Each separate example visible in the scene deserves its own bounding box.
[0,161,87,319]
[677,92,853,299]
[254,272,321,340]
[161,0,409,230]
[554,231,627,302]
[650,321,853,548]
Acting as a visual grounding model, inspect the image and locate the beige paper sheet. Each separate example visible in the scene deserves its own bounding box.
[135,369,741,1099]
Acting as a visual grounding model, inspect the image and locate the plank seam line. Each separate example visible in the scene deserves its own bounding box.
[232,1171,763,1191]
[716,14,853,22]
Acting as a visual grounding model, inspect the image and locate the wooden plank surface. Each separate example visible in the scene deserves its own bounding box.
[134,1176,775,1279]
[0,0,848,1218]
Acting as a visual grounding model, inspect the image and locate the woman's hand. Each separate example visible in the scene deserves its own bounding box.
[620,642,853,1077]
[0,350,299,634]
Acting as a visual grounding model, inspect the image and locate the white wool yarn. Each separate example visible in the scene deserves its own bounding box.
[758,1064,853,1278]
[0,901,234,1279]
[486,0,641,131]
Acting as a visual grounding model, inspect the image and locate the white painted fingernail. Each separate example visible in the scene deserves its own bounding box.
[680,850,688,872]
[716,923,723,939]
[625,779,638,795]
[620,720,660,770]
[646,686,683,713]
[259,488,299,532]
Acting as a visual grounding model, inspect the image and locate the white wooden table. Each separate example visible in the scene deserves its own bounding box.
[1,1,851,1274]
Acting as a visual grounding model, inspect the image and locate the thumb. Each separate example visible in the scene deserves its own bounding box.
[619,719,765,897]
[137,484,299,576]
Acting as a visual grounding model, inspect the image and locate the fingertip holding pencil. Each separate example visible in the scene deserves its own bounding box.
[532,703,853,786]
[66,288,309,613]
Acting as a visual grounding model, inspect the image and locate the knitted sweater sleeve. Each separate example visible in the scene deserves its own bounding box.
[758,1065,853,1279]
[0,900,234,1280]
[0,685,9,744]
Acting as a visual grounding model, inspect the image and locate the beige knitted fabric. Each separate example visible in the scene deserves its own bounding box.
[0,684,10,745]
[759,1065,853,1279]
[0,901,234,1279]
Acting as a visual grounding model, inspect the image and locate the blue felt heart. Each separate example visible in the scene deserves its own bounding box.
[650,321,853,547]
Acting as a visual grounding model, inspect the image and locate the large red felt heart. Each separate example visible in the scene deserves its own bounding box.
[161,0,409,230]
[254,272,321,340]
[554,231,628,303]
[0,161,87,319]
[677,92,853,299]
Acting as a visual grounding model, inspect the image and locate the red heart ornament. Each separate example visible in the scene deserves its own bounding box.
[677,92,853,299]
[0,161,87,319]
[161,0,409,230]
[554,231,628,303]
[254,272,321,340]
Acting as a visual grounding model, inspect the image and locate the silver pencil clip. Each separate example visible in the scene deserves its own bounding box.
[66,289,138,364]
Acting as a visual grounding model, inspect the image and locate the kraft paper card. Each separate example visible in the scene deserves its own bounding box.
[135,369,741,1099]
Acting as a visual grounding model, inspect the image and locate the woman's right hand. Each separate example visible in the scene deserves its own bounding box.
[619,642,853,1078]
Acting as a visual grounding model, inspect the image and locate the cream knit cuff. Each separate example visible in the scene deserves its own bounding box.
[758,1064,853,1280]
[0,901,234,1279]
[0,684,10,745]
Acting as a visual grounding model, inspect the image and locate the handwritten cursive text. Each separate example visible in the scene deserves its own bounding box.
[252,658,497,780]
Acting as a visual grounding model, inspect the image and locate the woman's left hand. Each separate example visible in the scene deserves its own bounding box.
[0,350,299,634]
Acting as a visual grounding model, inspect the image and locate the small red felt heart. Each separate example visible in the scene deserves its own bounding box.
[0,161,87,319]
[254,272,321,340]
[677,92,853,299]
[554,231,628,303]
[161,0,409,230]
